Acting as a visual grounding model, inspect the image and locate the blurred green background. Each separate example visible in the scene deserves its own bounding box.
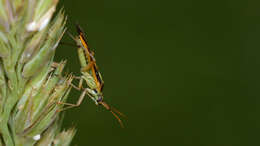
[55,0,260,145]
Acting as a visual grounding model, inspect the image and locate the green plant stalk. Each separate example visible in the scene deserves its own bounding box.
[0,0,76,145]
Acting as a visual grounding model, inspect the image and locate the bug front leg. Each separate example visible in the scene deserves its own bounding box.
[57,88,88,112]
[70,75,84,91]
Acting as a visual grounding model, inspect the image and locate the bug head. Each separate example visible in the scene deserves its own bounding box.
[86,88,103,104]
[93,89,103,102]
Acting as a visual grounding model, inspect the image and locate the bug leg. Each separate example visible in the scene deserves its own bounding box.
[85,90,98,105]
[70,83,81,91]
[49,62,60,73]
[70,76,84,91]
[57,88,88,112]
[91,51,95,56]
[73,76,81,80]
[51,62,60,68]
[81,61,95,72]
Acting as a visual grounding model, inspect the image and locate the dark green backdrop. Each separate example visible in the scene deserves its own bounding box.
[55,0,260,145]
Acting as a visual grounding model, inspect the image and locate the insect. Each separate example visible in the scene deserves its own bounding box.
[59,25,126,127]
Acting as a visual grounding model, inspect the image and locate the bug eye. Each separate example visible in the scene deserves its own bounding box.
[97,96,103,102]
[93,89,98,93]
